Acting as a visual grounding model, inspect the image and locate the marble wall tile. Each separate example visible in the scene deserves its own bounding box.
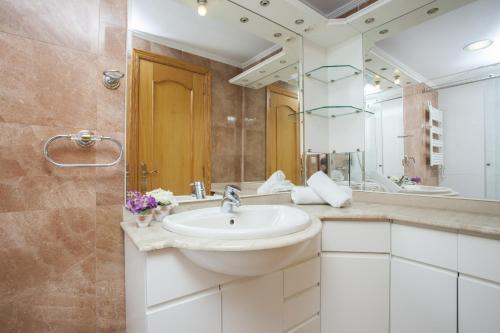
[0,0,100,53]
[0,32,98,129]
[0,0,127,331]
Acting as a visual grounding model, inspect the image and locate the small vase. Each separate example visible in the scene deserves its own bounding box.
[135,212,153,228]
[153,205,173,222]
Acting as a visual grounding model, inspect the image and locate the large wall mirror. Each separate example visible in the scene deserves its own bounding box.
[363,0,500,200]
[126,0,304,197]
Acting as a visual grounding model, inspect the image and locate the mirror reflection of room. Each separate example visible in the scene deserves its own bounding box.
[363,0,500,200]
[126,0,303,198]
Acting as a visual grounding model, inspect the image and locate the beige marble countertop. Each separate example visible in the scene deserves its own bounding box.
[122,200,500,252]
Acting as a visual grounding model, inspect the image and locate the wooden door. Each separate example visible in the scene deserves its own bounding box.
[128,49,211,194]
[266,85,300,184]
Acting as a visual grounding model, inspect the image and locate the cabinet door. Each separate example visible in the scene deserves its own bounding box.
[147,290,221,333]
[391,257,457,333]
[222,271,283,333]
[459,275,500,333]
[321,253,390,333]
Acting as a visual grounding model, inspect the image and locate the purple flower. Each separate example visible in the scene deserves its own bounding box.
[125,191,157,214]
[410,176,422,184]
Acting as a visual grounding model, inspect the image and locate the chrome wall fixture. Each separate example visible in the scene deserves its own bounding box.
[102,70,125,89]
[43,130,123,168]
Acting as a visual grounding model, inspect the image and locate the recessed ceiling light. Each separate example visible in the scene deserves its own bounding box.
[260,0,270,6]
[259,70,266,74]
[463,39,494,51]
[273,32,282,38]
[379,29,389,35]
[197,0,207,16]
[427,7,439,15]
[394,75,400,85]
[365,58,372,62]
[295,19,304,25]
[380,67,387,71]
[240,17,249,23]
[365,18,375,24]
[304,26,313,33]
[285,36,293,42]
[280,60,287,64]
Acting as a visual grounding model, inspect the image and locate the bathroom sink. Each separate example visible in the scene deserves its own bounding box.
[163,205,311,240]
[162,205,320,276]
[401,185,458,196]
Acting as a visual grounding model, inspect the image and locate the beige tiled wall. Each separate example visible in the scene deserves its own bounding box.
[0,0,127,331]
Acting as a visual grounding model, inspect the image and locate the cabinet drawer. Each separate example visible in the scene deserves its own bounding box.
[458,234,500,283]
[147,290,221,333]
[322,221,390,253]
[284,285,320,331]
[146,248,234,307]
[392,223,457,270]
[287,315,320,333]
[284,257,320,298]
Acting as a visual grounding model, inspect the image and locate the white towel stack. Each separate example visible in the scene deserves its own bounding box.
[257,170,294,195]
[294,171,352,208]
[368,171,401,193]
[291,186,352,205]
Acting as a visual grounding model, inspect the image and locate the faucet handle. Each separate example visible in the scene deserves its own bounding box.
[224,184,241,194]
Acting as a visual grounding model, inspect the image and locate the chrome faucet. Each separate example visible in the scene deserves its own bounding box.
[221,185,241,213]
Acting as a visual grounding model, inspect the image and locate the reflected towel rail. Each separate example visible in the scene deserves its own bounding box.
[43,130,123,168]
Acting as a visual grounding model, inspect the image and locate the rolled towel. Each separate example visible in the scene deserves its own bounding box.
[257,170,286,195]
[270,180,294,193]
[307,171,352,208]
[368,171,401,193]
[291,185,353,205]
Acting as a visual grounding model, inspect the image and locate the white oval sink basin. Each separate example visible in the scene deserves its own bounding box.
[401,185,458,196]
[163,205,311,240]
[161,205,320,276]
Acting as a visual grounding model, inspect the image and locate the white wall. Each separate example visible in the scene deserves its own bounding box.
[439,81,485,198]
[327,35,365,154]
[303,39,329,153]
[483,77,500,200]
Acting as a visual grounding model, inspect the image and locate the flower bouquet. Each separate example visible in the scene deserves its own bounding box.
[126,191,157,228]
[146,188,179,222]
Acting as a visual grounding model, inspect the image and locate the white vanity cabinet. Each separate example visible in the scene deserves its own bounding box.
[458,234,500,333]
[321,221,390,333]
[390,224,458,333]
[125,235,321,333]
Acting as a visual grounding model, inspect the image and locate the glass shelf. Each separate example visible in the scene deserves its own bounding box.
[290,105,374,119]
[305,65,362,84]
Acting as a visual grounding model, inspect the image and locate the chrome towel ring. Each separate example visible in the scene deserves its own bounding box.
[43,130,123,168]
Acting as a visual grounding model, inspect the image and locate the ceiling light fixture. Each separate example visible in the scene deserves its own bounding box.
[463,39,494,51]
[295,19,304,25]
[304,26,313,33]
[197,0,207,16]
[274,32,282,38]
[394,75,400,85]
[280,60,287,64]
[259,70,266,74]
[380,67,387,71]
[365,18,375,24]
[379,29,389,35]
[427,7,439,15]
[365,58,372,62]
[260,0,270,6]
[240,17,249,23]
[374,80,381,90]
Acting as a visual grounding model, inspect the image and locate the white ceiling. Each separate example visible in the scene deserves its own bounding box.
[129,0,276,67]
[375,0,500,83]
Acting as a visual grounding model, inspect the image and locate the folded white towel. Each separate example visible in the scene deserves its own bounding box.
[257,170,287,195]
[307,171,352,208]
[368,171,402,193]
[291,185,352,205]
[269,180,294,194]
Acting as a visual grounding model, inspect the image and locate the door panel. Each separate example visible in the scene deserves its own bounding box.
[267,86,300,184]
[133,50,210,194]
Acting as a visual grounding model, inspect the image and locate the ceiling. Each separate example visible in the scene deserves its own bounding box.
[129,0,276,67]
[375,0,500,84]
